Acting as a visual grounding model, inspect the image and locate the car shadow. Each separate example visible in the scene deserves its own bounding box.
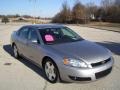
[3,44,47,81]
[3,44,72,84]
[96,41,120,55]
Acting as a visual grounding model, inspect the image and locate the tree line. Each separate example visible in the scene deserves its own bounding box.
[0,14,36,18]
[52,0,120,24]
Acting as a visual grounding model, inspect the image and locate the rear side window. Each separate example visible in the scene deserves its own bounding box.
[19,27,29,39]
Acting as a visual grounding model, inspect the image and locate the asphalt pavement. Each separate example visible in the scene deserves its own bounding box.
[0,23,120,90]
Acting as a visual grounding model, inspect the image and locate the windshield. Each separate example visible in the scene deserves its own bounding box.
[39,27,83,45]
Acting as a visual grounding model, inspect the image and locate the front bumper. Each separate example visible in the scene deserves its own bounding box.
[59,58,114,82]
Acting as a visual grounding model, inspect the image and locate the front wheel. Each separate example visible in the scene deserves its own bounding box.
[13,45,20,59]
[43,59,59,83]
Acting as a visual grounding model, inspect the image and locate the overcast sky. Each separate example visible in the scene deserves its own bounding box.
[0,0,101,17]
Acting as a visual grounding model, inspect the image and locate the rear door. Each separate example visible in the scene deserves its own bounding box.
[16,27,29,57]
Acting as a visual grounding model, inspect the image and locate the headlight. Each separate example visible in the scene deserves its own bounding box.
[63,58,88,68]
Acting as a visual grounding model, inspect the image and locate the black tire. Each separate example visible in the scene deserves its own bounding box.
[13,44,20,59]
[43,58,59,83]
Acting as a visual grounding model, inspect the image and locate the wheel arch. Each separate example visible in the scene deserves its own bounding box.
[42,56,57,68]
[42,56,61,82]
[11,42,15,48]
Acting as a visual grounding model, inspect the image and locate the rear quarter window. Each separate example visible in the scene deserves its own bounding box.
[18,27,29,39]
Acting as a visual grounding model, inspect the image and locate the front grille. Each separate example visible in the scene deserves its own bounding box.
[91,58,111,67]
[69,76,91,81]
[95,67,112,79]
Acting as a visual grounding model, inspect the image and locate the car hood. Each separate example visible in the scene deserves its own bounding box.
[48,40,111,64]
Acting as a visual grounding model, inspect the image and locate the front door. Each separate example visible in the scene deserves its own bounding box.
[26,28,43,65]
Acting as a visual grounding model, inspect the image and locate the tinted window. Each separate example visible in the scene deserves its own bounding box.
[39,27,83,45]
[19,27,29,39]
[28,29,39,41]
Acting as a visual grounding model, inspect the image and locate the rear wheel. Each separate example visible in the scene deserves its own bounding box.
[43,59,59,83]
[13,45,20,59]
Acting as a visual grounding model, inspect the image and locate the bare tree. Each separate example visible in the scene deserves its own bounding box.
[72,0,86,23]
[100,0,120,22]
[1,16,9,24]
[60,1,72,23]
[53,0,120,23]
[86,2,98,20]
[52,1,72,23]
[115,0,120,6]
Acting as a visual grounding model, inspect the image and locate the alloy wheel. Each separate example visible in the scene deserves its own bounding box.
[44,60,58,83]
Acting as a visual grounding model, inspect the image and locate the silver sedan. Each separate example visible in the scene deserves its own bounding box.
[11,24,114,83]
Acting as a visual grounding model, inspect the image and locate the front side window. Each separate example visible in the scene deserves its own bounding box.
[39,27,83,45]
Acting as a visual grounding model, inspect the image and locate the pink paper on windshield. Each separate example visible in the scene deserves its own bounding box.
[45,34,54,42]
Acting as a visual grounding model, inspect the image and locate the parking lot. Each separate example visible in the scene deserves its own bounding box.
[0,23,120,90]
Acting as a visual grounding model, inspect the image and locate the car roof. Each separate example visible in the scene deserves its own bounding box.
[24,24,65,29]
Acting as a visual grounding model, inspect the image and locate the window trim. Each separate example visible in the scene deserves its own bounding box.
[17,26,29,40]
[28,28,40,44]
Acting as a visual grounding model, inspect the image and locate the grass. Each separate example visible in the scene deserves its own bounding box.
[83,22,120,32]
[88,22,120,28]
